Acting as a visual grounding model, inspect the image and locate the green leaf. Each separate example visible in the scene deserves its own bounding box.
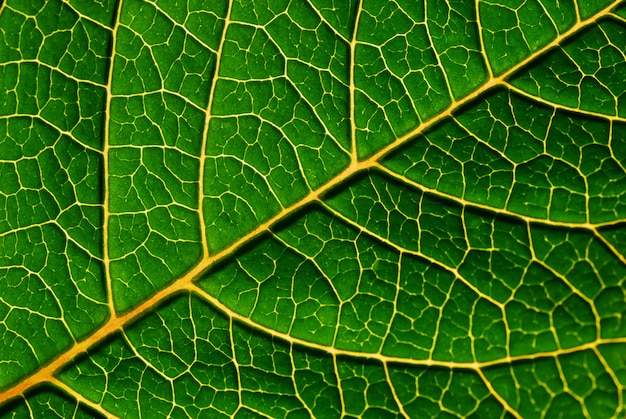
[0,0,625,417]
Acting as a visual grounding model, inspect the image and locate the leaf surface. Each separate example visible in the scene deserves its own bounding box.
[0,0,625,417]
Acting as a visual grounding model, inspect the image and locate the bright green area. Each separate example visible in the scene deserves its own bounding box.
[0,386,105,419]
[384,88,626,223]
[105,0,227,311]
[0,0,109,389]
[0,0,625,418]
[485,344,626,418]
[480,0,557,75]
[511,20,626,117]
[426,0,489,98]
[206,0,354,251]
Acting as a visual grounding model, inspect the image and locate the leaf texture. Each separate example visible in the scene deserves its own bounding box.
[0,0,625,417]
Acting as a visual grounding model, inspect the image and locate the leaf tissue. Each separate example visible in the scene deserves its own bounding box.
[0,0,625,417]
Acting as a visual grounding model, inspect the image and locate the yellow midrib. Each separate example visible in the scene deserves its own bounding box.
[0,0,622,408]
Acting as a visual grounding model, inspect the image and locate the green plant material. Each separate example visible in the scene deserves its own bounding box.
[0,0,625,417]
